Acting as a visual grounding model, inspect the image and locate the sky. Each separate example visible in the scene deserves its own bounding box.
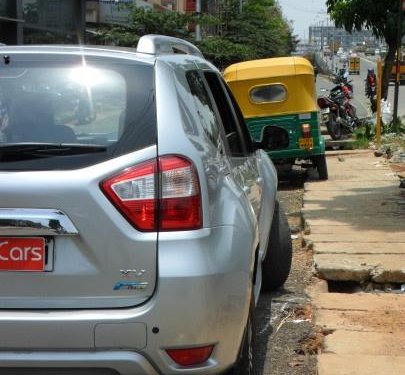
[277,0,329,42]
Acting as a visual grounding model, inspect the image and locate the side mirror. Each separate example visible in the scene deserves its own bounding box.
[252,140,265,151]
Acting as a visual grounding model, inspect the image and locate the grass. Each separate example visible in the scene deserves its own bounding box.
[352,117,405,150]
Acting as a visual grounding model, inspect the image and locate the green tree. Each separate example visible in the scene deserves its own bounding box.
[326,0,405,98]
[95,7,198,46]
[205,0,297,67]
[93,1,296,69]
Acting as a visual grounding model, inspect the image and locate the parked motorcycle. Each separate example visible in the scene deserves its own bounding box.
[317,82,359,140]
[365,77,377,113]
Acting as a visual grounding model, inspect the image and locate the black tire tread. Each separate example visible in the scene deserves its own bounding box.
[326,112,342,140]
[261,201,293,291]
[226,294,256,375]
[315,154,328,180]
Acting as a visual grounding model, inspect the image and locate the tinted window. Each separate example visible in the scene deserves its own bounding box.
[203,72,247,157]
[250,84,287,103]
[186,71,220,148]
[0,54,156,170]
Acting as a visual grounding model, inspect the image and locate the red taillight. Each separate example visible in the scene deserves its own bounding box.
[159,156,202,231]
[101,155,202,232]
[101,160,158,231]
[301,123,311,138]
[166,345,214,366]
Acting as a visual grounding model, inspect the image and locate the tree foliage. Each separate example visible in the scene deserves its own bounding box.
[93,0,297,70]
[326,0,405,98]
[210,0,297,66]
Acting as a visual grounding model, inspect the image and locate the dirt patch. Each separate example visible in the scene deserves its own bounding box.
[255,169,319,375]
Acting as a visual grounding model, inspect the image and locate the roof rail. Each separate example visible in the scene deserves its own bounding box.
[136,34,203,59]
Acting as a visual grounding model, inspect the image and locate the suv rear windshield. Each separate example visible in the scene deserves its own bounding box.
[0,53,156,170]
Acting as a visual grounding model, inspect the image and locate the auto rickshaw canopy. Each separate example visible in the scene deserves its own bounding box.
[224,57,318,119]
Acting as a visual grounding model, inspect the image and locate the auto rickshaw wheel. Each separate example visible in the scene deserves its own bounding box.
[314,154,328,180]
[326,112,343,140]
[261,200,292,291]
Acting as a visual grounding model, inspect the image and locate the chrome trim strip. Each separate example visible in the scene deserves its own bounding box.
[0,208,78,235]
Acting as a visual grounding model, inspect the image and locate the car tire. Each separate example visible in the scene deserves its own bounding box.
[261,200,292,291]
[226,294,256,375]
[314,154,328,180]
[326,112,342,140]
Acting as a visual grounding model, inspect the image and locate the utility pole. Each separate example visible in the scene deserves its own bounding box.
[195,0,201,42]
[393,0,404,129]
[320,21,324,53]
[332,22,335,73]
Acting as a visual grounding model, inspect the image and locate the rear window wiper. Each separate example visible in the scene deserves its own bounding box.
[0,143,107,156]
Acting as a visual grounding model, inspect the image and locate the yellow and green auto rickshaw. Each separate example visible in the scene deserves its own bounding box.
[224,57,328,179]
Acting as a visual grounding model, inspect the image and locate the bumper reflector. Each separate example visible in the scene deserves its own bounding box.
[166,345,214,366]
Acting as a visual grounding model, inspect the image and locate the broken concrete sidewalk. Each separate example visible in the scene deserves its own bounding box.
[303,151,405,283]
[303,151,405,375]
[314,292,405,375]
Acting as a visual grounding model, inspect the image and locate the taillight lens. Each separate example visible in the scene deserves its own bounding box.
[101,160,158,231]
[166,345,214,366]
[301,123,311,138]
[159,156,201,231]
[101,155,202,232]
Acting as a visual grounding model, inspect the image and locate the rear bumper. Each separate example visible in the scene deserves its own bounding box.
[268,136,326,161]
[0,225,255,374]
[0,351,159,375]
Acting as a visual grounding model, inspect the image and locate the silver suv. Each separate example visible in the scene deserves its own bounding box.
[0,35,292,374]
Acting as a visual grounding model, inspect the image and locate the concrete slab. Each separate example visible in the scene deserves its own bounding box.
[308,232,405,243]
[314,292,405,311]
[305,152,405,374]
[303,189,400,200]
[323,331,405,356]
[318,354,405,375]
[309,227,405,236]
[304,188,399,197]
[305,217,403,227]
[315,293,405,374]
[304,180,397,191]
[312,242,405,255]
[315,309,405,332]
[314,253,405,282]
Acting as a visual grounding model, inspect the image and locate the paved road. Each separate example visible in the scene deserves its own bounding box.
[360,54,405,118]
[319,53,405,119]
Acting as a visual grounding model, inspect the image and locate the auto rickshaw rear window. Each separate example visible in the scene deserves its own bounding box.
[250,84,287,104]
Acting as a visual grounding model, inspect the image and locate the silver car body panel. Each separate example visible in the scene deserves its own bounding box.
[0,43,278,374]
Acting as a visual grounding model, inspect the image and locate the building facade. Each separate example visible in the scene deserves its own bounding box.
[0,0,85,44]
[85,0,194,27]
[309,25,378,50]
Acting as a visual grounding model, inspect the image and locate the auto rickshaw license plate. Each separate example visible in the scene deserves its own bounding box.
[299,138,313,149]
